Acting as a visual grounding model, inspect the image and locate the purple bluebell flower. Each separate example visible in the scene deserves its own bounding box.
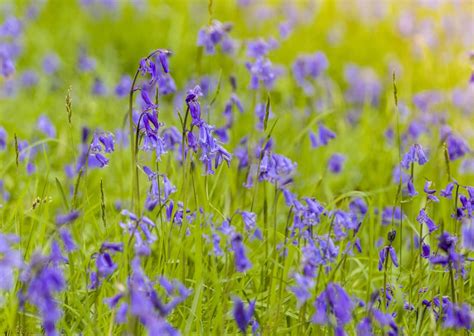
[378,245,398,271]
[462,218,474,250]
[246,38,278,58]
[401,144,428,169]
[422,243,431,258]
[0,234,22,290]
[381,207,403,226]
[344,64,381,106]
[0,127,7,150]
[37,115,56,138]
[231,233,251,272]
[328,153,345,173]
[42,53,60,75]
[446,133,470,161]
[21,70,38,87]
[289,273,314,308]
[407,177,418,197]
[19,253,65,336]
[55,210,80,226]
[417,208,438,233]
[313,283,353,333]
[186,85,203,125]
[292,52,328,94]
[246,57,283,90]
[197,20,235,55]
[258,151,296,187]
[441,182,455,198]
[233,297,256,333]
[59,228,76,252]
[115,75,131,97]
[92,77,107,96]
[413,90,442,112]
[423,180,439,202]
[310,123,336,148]
[77,50,96,72]
[444,301,473,330]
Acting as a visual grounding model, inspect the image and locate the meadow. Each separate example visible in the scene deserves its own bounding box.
[0,0,473,335]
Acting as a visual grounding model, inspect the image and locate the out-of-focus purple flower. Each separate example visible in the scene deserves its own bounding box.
[344,64,381,106]
[246,38,278,58]
[328,153,345,173]
[77,51,96,72]
[445,133,470,161]
[92,77,107,96]
[233,297,256,334]
[444,301,472,330]
[310,123,336,148]
[197,20,235,55]
[313,283,353,333]
[413,90,442,112]
[0,127,7,150]
[289,273,314,308]
[246,57,283,90]
[0,234,22,290]
[56,210,80,226]
[59,228,76,252]
[462,218,474,250]
[20,70,38,87]
[416,208,438,233]
[115,75,131,97]
[19,253,65,336]
[37,115,56,138]
[401,144,428,169]
[43,53,60,75]
[292,52,328,94]
[381,206,403,226]
[231,233,251,272]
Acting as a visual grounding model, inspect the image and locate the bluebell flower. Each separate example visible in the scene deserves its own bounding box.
[441,182,455,198]
[446,133,470,161]
[292,52,328,94]
[310,123,336,148]
[289,273,314,308]
[231,233,251,272]
[0,127,7,150]
[246,38,278,58]
[381,207,403,226]
[19,253,65,336]
[444,301,473,330]
[328,153,345,173]
[246,57,283,90]
[21,70,38,87]
[55,210,80,226]
[344,64,381,106]
[77,50,96,72]
[416,208,438,233]
[37,115,56,138]
[0,234,22,290]
[406,177,418,197]
[233,297,256,333]
[401,144,428,169]
[462,218,474,250]
[42,53,60,75]
[197,20,235,55]
[430,232,464,275]
[423,180,439,202]
[92,77,107,96]
[378,245,398,271]
[313,283,353,334]
[115,75,132,97]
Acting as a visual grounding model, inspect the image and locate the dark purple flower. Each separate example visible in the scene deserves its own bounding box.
[441,182,455,198]
[444,301,472,330]
[378,246,398,271]
[423,180,439,202]
[233,297,256,333]
[446,133,470,161]
[407,177,418,197]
